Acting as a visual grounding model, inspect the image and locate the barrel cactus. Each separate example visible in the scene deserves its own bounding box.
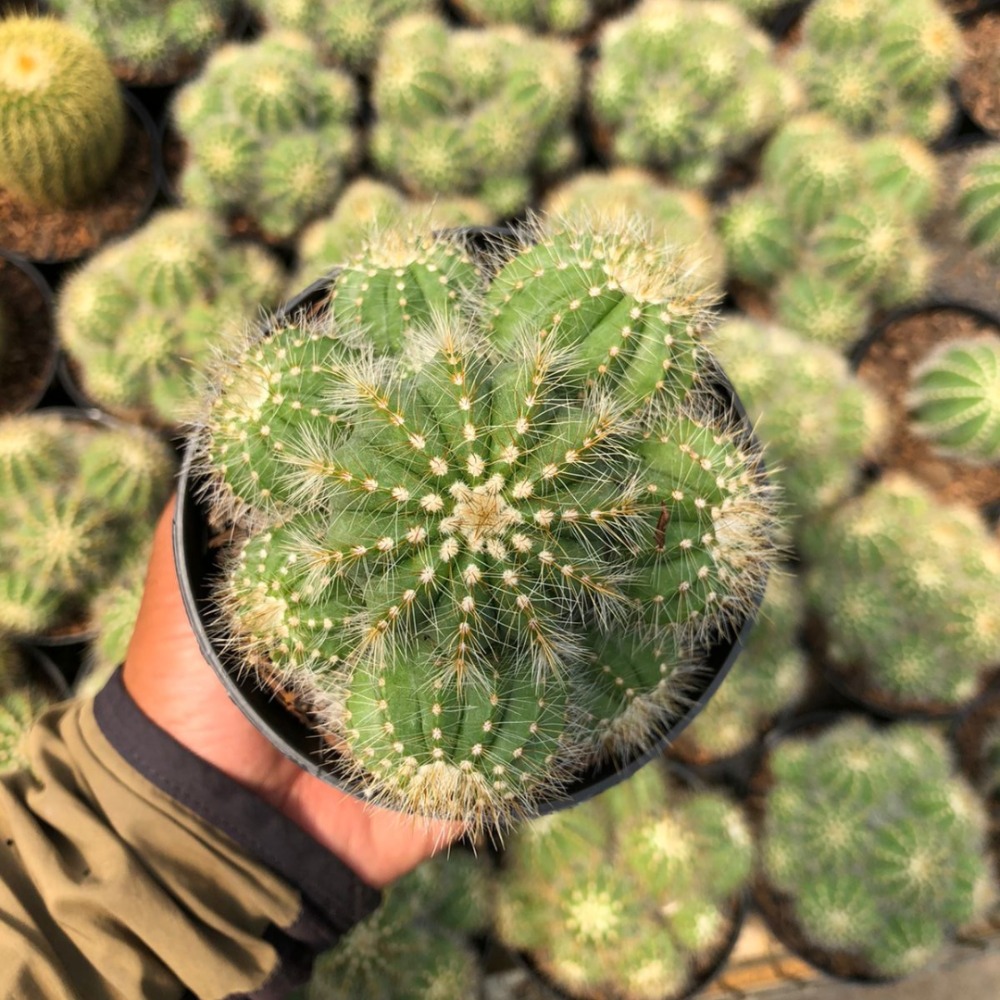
[199,217,778,832]
[495,763,752,1000]
[907,337,1000,465]
[0,14,126,208]
[758,719,993,978]
[956,147,1000,265]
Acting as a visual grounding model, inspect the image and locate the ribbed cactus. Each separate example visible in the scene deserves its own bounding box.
[590,0,798,188]
[201,218,777,832]
[58,209,285,427]
[804,474,1000,709]
[907,337,1000,465]
[172,33,359,241]
[956,147,1000,264]
[452,0,618,34]
[793,0,962,141]
[0,15,125,208]
[495,764,752,1000]
[371,15,581,218]
[759,719,992,978]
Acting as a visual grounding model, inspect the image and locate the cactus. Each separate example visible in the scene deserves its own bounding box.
[804,474,1000,709]
[0,15,126,208]
[0,683,52,775]
[907,337,1000,465]
[495,763,752,1000]
[451,0,617,34]
[590,0,798,188]
[793,0,962,141]
[759,719,993,978]
[172,34,360,241]
[956,147,1000,265]
[371,15,581,217]
[200,217,778,832]
[58,208,285,427]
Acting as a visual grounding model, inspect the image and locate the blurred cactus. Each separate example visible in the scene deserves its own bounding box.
[0,649,53,775]
[956,147,1000,264]
[58,209,285,427]
[495,764,752,1000]
[907,337,1000,465]
[452,0,619,34]
[371,14,581,217]
[590,0,798,188]
[0,15,125,208]
[759,719,992,978]
[172,33,360,240]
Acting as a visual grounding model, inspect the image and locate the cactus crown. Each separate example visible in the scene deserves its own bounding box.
[201,217,778,833]
[956,148,1000,265]
[0,14,125,208]
[761,718,992,978]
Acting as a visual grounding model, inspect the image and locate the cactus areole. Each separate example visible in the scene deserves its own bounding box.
[175,221,778,834]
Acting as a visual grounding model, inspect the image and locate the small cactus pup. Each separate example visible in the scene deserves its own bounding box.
[0,642,55,775]
[450,0,622,35]
[495,763,752,1000]
[956,146,1000,265]
[803,474,1000,713]
[756,718,994,979]
[590,0,799,189]
[58,208,286,428]
[171,33,360,241]
[0,14,126,208]
[197,217,779,834]
[371,14,581,218]
[907,336,1000,466]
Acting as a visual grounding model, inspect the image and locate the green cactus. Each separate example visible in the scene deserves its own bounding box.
[0,684,52,775]
[58,208,285,427]
[793,0,962,140]
[452,0,617,34]
[0,14,126,208]
[495,763,752,1000]
[772,270,872,350]
[172,34,360,241]
[956,148,1000,264]
[759,719,993,978]
[371,14,581,218]
[200,218,778,832]
[590,0,798,188]
[804,474,1000,709]
[907,337,1000,465]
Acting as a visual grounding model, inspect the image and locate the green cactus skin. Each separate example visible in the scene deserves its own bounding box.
[591,0,798,188]
[201,218,778,832]
[907,337,1000,465]
[0,686,52,775]
[760,719,993,979]
[0,15,126,208]
[859,135,941,224]
[718,193,796,287]
[172,34,359,241]
[804,474,1000,709]
[495,764,752,1000]
[956,148,1000,265]
[453,0,618,35]
[773,270,871,351]
[58,209,286,427]
[371,15,581,217]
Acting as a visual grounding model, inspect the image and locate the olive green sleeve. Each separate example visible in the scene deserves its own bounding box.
[0,669,380,1000]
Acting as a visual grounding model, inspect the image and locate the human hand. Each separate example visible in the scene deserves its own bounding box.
[123,496,463,889]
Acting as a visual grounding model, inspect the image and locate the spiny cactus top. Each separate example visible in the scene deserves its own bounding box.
[0,648,52,775]
[759,719,992,978]
[452,0,620,34]
[495,763,752,1000]
[58,208,286,427]
[793,0,962,141]
[45,0,236,82]
[172,33,360,241]
[804,474,1000,709]
[907,337,1000,466]
[371,14,581,218]
[0,15,126,208]
[956,147,1000,265]
[200,218,778,832]
[590,0,798,188]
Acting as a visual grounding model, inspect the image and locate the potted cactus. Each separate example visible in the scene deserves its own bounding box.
[0,642,63,775]
[449,0,622,35]
[176,217,778,834]
[955,146,1000,265]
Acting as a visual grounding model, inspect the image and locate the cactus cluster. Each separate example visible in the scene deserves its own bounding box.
[793,0,962,141]
[0,15,126,208]
[804,474,1000,710]
[45,0,235,81]
[58,209,286,427]
[453,0,619,34]
[172,33,360,241]
[0,643,53,775]
[956,147,1000,264]
[907,337,1000,466]
[201,218,778,832]
[590,0,798,188]
[371,15,581,218]
[720,116,941,348]
[495,763,752,1000]
[0,412,175,638]
[759,719,992,978]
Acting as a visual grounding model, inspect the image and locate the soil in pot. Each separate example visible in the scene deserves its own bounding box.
[957,12,1000,139]
[0,252,56,416]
